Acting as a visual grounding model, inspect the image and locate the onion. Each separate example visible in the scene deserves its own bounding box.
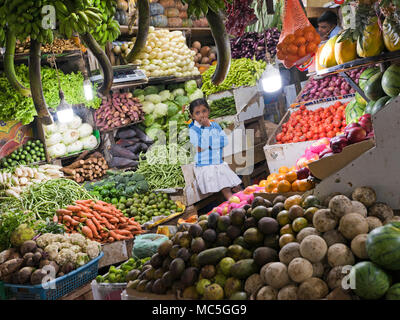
[346,127,367,144]
[330,134,349,153]
[358,114,373,133]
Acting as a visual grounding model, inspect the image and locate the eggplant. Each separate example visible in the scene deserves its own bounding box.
[117,128,137,139]
[134,127,153,144]
[110,145,138,160]
[110,157,139,168]
[116,139,138,147]
[126,143,142,154]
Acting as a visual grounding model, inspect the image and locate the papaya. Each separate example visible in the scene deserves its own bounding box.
[334,32,357,65]
[319,35,338,68]
[382,17,400,52]
[315,43,325,71]
[357,17,384,58]
[364,72,384,101]
[382,64,400,97]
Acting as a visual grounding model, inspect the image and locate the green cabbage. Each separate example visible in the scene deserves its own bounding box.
[185,80,198,95]
[159,90,171,101]
[133,89,144,97]
[175,95,190,107]
[145,124,163,141]
[167,102,179,117]
[144,94,162,105]
[172,88,185,97]
[188,89,204,102]
[144,114,155,127]
[144,86,158,95]
[153,103,168,118]
[142,101,155,114]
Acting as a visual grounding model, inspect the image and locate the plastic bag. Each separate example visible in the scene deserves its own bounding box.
[132,234,169,259]
[276,0,321,70]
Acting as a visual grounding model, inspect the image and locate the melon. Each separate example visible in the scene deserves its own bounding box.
[364,72,384,101]
[371,96,390,115]
[366,222,400,270]
[364,99,376,115]
[382,64,400,97]
[350,261,391,300]
[386,283,400,300]
[359,67,380,90]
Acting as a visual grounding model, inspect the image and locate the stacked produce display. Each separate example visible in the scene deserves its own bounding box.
[191,41,217,74]
[0,140,46,168]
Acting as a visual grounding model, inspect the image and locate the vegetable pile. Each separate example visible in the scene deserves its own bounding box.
[15,38,83,55]
[230,29,280,61]
[109,126,153,169]
[191,41,217,73]
[225,0,257,37]
[1,140,46,169]
[96,257,150,284]
[0,234,101,285]
[275,102,348,144]
[57,199,145,243]
[201,58,266,96]
[209,96,237,119]
[95,92,144,132]
[43,115,98,159]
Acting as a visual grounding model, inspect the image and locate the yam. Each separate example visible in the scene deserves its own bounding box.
[338,213,368,240]
[368,202,394,222]
[256,286,278,300]
[279,242,301,265]
[366,216,383,232]
[20,240,37,255]
[244,273,263,295]
[329,195,353,219]
[296,227,321,243]
[312,262,324,278]
[297,277,329,300]
[0,248,15,264]
[322,230,347,247]
[326,266,346,289]
[350,234,368,259]
[260,262,274,284]
[30,269,48,285]
[299,235,328,263]
[288,258,313,283]
[326,287,352,300]
[327,244,355,267]
[350,201,367,217]
[313,209,337,232]
[323,192,342,207]
[351,186,376,207]
[263,262,290,289]
[277,284,298,300]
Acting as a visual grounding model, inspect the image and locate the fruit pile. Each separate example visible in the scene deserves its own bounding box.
[277,26,321,69]
[96,257,150,284]
[1,140,46,168]
[275,101,348,144]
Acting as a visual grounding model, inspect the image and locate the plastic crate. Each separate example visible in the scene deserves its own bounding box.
[4,252,104,300]
[91,280,127,300]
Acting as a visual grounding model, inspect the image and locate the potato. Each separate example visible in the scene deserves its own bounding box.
[350,201,367,217]
[368,202,394,221]
[0,258,23,278]
[256,286,278,300]
[312,262,324,278]
[338,213,368,240]
[327,244,355,267]
[313,209,337,232]
[326,266,346,289]
[300,235,328,263]
[244,273,263,295]
[288,258,313,283]
[322,230,347,247]
[298,277,329,300]
[30,269,48,285]
[366,216,383,232]
[279,242,300,265]
[0,248,15,264]
[20,240,37,255]
[329,195,353,219]
[260,262,274,284]
[17,267,35,284]
[351,186,376,207]
[326,287,352,300]
[263,262,290,289]
[350,234,368,259]
[296,227,321,243]
[277,284,298,300]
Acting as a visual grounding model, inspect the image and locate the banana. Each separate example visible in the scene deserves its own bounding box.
[77,11,90,25]
[87,6,102,14]
[55,1,69,16]
[25,23,32,34]
[85,10,102,22]
[76,17,88,33]
[70,13,79,23]
[64,21,73,39]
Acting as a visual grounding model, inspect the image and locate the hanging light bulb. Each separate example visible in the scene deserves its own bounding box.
[57,89,74,123]
[83,79,93,101]
[262,63,282,93]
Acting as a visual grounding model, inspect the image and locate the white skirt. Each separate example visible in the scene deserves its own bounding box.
[194,162,242,194]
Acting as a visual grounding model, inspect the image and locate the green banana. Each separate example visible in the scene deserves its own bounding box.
[55,1,69,16]
[78,11,90,25]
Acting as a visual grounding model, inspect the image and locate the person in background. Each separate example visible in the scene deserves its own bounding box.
[317,10,341,41]
[188,98,242,200]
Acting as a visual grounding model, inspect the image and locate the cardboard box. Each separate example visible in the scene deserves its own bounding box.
[308,139,375,180]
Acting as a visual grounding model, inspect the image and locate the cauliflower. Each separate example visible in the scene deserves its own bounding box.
[51,242,63,250]
[53,234,67,243]
[70,245,82,253]
[45,244,60,260]
[67,233,86,247]
[60,242,73,249]
[85,242,101,259]
[75,253,90,267]
[36,234,55,248]
[55,249,77,266]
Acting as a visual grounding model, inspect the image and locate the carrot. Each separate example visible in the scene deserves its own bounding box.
[118,217,128,224]
[118,223,129,229]
[101,219,115,230]
[113,229,132,236]
[56,209,72,216]
[108,237,115,242]
[91,217,102,230]
[86,219,100,238]
[126,225,141,231]
[76,204,91,213]
[82,226,93,238]
[76,200,94,206]
[100,212,115,219]
[109,231,123,241]
[132,230,147,235]
[66,205,82,213]
[76,211,94,219]
[96,200,111,207]
[109,218,119,224]
[89,210,103,221]
[93,204,113,213]
[63,215,80,226]
[79,217,87,223]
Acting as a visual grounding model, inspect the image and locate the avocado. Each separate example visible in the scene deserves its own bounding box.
[144,267,156,280]
[150,253,163,269]
[273,195,287,205]
[177,248,191,262]
[203,283,224,300]
[207,212,220,229]
[243,227,264,246]
[217,215,231,232]
[182,286,199,299]
[136,279,148,292]
[227,244,244,261]
[173,232,183,245]
[271,202,285,218]
[253,247,278,267]
[258,217,279,235]
[179,232,192,248]
[251,206,269,221]
[158,240,173,257]
[152,279,167,294]
[233,236,250,249]
[229,291,248,300]
[224,277,243,298]
[127,279,140,289]
[169,258,185,279]
[126,269,141,282]
[200,265,216,279]
[196,278,211,295]
[180,267,198,287]
[198,220,208,231]
[145,280,154,293]
[190,253,200,268]
[239,248,252,260]
[161,271,174,288]
[196,247,227,266]
[189,224,203,238]
[202,229,217,243]
[229,208,246,226]
[169,245,180,259]
[230,259,258,279]
[191,237,206,253]
[216,232,231,247]
[264,234,280,250]
[244,217,257,230]
[251,196,267,209]
[226,225,242,240]
[162,256,173,270]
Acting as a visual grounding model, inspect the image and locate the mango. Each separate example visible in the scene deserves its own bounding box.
[334,33,357,65]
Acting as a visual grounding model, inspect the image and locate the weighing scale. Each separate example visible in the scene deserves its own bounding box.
[89,64,148,85]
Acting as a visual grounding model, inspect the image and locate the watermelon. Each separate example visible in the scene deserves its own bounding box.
[371,96,391,115]
[382,64,400,97]
[359,67,380,90]
[364,100,376,114]
[345,99,365,124]
[386,283,400,300]
[385,96,398,106]
[350,261,392,300]
[366,222,400,270]
[364,72,384,101]
[355,92,367,107]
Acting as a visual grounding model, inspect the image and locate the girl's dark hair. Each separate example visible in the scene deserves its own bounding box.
[189,98,209,115]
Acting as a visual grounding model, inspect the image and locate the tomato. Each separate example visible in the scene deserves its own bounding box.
[299,135,306,142]
[312,134,319,140]
[301,126,308,134]
[327,131,335,138]
[276,133,283,141]
[293,136,300,143]
[325,124,333,132]
[342,120,346,127]
[306,131,313,140]
[334,101,342,108]
[319,132,326,138]
[333,119,341,128]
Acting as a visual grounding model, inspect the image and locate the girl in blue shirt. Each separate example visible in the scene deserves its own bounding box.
[188,98,242,200]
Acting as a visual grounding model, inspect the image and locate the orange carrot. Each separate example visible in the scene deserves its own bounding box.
[91,217,102,230]
[86,219,100,238]
[100,212,115,219]
[56,209,72,216]
[108,237,115,242]
[101,219,115,230]
[82,226,93,238]
[126,225,141,231]
[109,218,119,224]
[96,200,111,207]
[93,204,112,213]
[79,217,87,223]
[76,211,94,219]
[118,223,129,229]
[76,200,94,206]
[89,210,103,221]
[63,215,80,226]
[109,231,123,241]
[113,229,132,236]
[76,204,91,213]
[132,230,147,235]
[66,205,82,213]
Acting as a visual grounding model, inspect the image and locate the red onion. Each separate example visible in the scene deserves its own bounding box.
[319,147,333,158]
[346,127,367,144]
[358,114,373,133]
[330,134,349,153]
[296,167,310,180]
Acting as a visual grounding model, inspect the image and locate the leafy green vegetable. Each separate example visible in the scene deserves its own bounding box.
[167,103,179,118]
[144,114,155,127]
[175,95,190,107]
[0,211,36,250]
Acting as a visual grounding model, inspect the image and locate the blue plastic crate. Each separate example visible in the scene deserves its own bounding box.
[4,252,104,300]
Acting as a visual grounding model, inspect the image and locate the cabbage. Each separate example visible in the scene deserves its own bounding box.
[67,140,83,153]
[77,123,93,138]
[159,90,171,101]
[80,135,98,149]
[133,88,145,97]
[138,95,145,102]
[48,143,67,158]
[63,129,80,145]
[144,94,162,105]
[184,80,198,95]
[188,89,204,102]
[67,115,83,129]
[167,103,179,118]
[172,88,185,97]
[144,86,158,95]
[142,101,155,114]
[45,132,62,147]
[144,114,155,127]
[175,95,190,107]
[145,124,163,141]
[153,103,168,118]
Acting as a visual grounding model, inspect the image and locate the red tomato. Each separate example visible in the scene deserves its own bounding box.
[312,134,319,140]
[299,135,306,142]
[334,101,342,108]
[333,119,341,128]
[293,136,300,143]
[319,132,326,138]
[276,133,283,141]
[325,124,333,132]
[301,126,308,134]
[306,131,313,140]
[327,131,335,138]
[342,120,346,127]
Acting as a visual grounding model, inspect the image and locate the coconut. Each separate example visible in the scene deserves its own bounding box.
[299,235,328,263]
[313,209,338,233]
[351,186,376,207]
[338,213,368,240]
[327,244,355,267]
[350,234,368,259]
[296,227,321,243]
[288,258,313,283]
[279,242,301,265]
[329,195,353,219]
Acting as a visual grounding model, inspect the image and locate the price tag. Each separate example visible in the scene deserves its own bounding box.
[334,0,345,4]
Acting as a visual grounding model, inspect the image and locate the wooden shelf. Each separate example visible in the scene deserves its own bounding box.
[119,25,211,36]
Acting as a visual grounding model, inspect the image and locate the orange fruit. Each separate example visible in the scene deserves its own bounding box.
[272,188,278,194]
[294,29,304,37]
[291,180,300,192]
[266,179,278,193]
[304,31,315,42]
[284,34,295,44]
[290,166,297,171]
[286,54,299,63]
[287,44,298,55]
[277,173,287,181]
[277,180,292,193]
[306,42,318,54]
[278,166,289,174]
[297,45,307,57]
[284,171,298,183]
[277,42,284,50]
[268,173,279,180]
[277,50,285,60]
[294,37,306,46]
[298,179,314,192]
[303,25,315,34]
[259,180,268,188]
[281,44,289,54]
[314,33,321,44]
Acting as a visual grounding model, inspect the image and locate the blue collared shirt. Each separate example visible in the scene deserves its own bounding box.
[189,120,228,167]
[329,25,342,39]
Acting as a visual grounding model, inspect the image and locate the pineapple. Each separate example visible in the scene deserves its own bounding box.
[379,0,400,50]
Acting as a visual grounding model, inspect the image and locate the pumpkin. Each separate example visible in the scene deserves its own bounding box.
[366,222,400,270]
[168,17,183,28]
[149,3,165,16]
[150,15,168,27]
[165,8,180,18]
